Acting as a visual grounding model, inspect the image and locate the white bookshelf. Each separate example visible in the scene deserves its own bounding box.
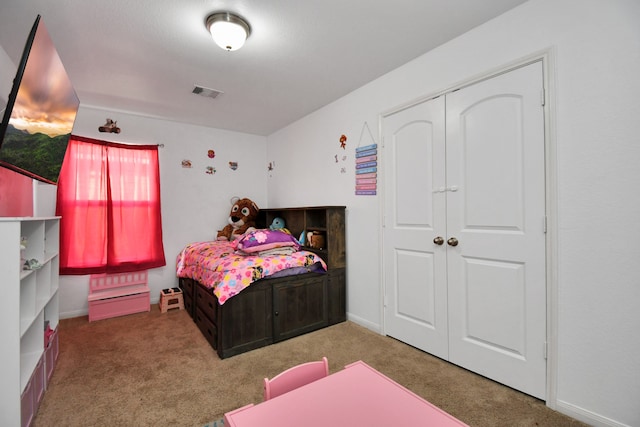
[0,217,60,427]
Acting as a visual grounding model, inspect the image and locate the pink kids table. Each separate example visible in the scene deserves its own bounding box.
[224,360,469,427]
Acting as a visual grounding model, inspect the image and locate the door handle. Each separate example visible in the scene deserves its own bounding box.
[433,236,444,245]
[447,237,459,247]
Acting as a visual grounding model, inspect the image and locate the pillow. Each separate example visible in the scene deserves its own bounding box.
[236,229,300,254]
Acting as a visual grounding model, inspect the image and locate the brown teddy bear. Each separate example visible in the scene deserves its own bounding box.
[216,197,260,241]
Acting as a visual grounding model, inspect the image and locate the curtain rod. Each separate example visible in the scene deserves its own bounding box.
[71,135,165,148]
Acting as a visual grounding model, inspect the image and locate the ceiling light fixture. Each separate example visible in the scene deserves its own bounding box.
[206,12,251,51]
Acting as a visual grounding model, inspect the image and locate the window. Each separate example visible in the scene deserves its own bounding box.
[56,135,166,274]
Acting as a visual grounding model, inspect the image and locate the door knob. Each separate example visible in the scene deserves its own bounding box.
[433,236,444,245]
[447,237,459,247]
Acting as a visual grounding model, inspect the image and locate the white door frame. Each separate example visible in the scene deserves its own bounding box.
[378,48,559,408]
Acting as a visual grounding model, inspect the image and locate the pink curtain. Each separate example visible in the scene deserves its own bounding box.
[56,135,166,274]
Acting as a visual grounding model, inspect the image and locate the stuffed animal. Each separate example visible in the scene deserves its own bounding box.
[269,217,285,230]
[217,197,260,241]
[268,217,291,234]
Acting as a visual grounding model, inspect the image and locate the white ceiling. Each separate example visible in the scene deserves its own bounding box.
[0,0,528,136]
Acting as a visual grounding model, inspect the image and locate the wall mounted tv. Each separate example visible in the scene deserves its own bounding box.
[0,14,79,184]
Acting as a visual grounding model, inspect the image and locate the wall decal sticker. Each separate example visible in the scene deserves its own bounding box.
[98,118,120,133]
[340,134,347,149]
[206,166,216,175]
[229,161,238,171]
[208,149,215,159]
[181,160,192,168]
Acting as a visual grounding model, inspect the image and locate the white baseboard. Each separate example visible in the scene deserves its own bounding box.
[346,313,381,334]
[60,309,88,319]
[555,400,631,427]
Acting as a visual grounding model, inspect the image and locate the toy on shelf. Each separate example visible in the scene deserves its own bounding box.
[269,217,291,235]
[23,258,42,270]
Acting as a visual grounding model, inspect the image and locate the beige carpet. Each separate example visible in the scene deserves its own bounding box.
[33,306,587,427]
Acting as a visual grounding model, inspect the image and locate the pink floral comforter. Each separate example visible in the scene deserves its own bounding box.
[176,240,327,304]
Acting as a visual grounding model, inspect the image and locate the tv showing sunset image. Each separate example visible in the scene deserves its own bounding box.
[0,16,79,184]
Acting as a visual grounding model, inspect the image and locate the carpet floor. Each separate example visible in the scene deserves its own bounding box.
[33,306,588,427]
[202,420,224,427]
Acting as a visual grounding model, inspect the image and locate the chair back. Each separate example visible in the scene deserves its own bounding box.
[263,357,329,400]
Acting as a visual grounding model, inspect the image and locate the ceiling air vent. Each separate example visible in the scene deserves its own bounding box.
[192,85,224,99]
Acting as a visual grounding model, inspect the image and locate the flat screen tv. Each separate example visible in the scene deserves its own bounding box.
[0,14,79,184]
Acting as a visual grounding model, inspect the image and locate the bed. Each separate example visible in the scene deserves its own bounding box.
[176,206,346,359]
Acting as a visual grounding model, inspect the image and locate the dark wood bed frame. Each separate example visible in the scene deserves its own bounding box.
[179,206,346,359]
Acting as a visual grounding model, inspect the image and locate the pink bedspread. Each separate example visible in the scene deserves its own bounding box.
[176,240,327,304]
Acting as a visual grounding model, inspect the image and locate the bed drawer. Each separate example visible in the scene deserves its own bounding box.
[183,292,195,320]
[195,307,218,350]
[195,283,218,323]
[179,277,195,298]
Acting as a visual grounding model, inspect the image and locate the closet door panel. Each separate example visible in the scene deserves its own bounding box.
[382,96,448,360]
[460,96,525,230]
[446,62,546,399]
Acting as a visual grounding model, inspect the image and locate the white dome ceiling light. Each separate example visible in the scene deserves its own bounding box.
[206,12,251,51]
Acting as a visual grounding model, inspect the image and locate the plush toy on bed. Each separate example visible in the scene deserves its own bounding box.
[269,217,291,235]
[216,197,260,241]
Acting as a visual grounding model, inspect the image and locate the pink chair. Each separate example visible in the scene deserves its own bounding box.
[263,357,329,401]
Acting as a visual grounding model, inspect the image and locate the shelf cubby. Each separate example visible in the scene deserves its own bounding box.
[20,273,37,337]
[257,206,347,325]
[2,217,61,426]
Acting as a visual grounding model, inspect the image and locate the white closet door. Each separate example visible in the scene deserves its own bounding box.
[382,61,547,399]
[382,96,448,360]
[446,62,547,399]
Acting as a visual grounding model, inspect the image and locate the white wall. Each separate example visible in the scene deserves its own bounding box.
[2,0,639,425]
[59,106,268,316]
[266,1,640,426]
